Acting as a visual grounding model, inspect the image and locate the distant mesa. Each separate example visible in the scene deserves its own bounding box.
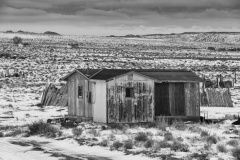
[107,34,141,38]
[43,31,60,35]
[5,30,13,33]
[125,34,141,38]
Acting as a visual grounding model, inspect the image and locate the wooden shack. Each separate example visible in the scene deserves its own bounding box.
[62,69,202,123]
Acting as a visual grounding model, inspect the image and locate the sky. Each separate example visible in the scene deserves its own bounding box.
[0,0,240,36]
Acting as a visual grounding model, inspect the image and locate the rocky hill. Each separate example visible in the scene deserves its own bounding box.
[143,32,240,44]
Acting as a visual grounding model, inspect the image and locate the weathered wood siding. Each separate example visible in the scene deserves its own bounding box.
[155,82,200,117]
[107,73,154,123]
[184,82,200,116]
[67,72,92,117]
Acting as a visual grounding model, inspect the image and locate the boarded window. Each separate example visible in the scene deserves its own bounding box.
[78,85,83,98]
[126,87,134,98]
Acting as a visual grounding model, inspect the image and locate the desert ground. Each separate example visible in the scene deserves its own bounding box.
[1,32,240,160]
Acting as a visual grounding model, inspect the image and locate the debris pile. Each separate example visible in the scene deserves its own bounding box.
[201,88,233,107]
[40,83,68,106]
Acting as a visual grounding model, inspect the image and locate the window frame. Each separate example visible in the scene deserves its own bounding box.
[78,85,83,98]
[125,87,134,98]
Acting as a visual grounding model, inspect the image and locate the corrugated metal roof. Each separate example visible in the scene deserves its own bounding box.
[138,71,202,82]
[63,69,202,82]
[90,69,131,80]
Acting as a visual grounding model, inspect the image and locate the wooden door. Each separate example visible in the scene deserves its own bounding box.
[155,83,170,116]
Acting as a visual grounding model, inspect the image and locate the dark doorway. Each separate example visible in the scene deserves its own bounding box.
[172,83,185,116]
[155,83,170,116]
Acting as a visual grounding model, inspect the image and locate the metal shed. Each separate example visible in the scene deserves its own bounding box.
[62,69,202,123]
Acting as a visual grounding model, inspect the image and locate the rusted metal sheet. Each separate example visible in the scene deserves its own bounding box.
[107,80,154,123]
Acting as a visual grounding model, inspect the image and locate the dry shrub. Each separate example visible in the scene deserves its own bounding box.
[170,141,189,152]
[227,139,239,147]
[206,135,218,144]
[188,126,203,133]
[164,132,174,141]
[99,139,108,147]
[72,127,83,137]
[232,147,240,159]
[156,116,169,131]
[172,119,188,131]
[124,140,133,149]
[204,143,212,150]
[112,141,123,150]
[233,129,240,135]
[28,120,61,137]
[88,129,99,137]
[177,137,184,142]
[5,129,22,137]
[144,139,154,148]
[135,132,148,142]
[200,130,210,137]
[216,144,227,153]
[154,140,171,150]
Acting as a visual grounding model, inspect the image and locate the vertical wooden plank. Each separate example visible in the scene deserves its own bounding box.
[72,79,76,116]
[184,83,190,116]
[68,80,72,115]
[76,78,80,116]
[83,80,87,117]
[169,83,173,116]
[196,83,200,116]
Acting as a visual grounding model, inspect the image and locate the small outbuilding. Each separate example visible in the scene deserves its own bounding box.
[62,69,202,123]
